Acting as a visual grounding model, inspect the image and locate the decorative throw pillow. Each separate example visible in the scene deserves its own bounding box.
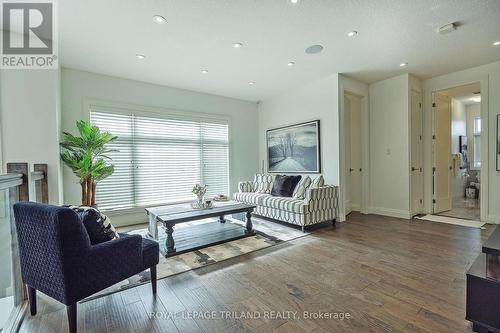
[271,175,302,197]
[65,205,119,245]
[253,174,275,194]
[293,176,312,199]
[311,175,325,188]
[238,181,254,193]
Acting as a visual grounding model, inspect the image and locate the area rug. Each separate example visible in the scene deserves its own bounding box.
[81,217,307,302]
[416,214,485,229]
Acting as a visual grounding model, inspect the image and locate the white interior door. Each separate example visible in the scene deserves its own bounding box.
[344,93,362,214]
[344,95,352,215]
[410,90,423,216]
[433,92,452,213]
[349,94,362,211]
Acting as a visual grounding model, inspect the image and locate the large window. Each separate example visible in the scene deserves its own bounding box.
[90,110,229,210]
[473,117,481,169]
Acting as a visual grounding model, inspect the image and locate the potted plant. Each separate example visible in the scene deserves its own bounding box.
[60,120,117,207]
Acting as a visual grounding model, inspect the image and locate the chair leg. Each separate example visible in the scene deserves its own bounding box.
[151,265,157,295]
[332,219,336,227]
[301,225,305,233]
[66,303,77,333]
[27,285,36,315]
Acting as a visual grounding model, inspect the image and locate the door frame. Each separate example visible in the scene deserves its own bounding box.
[431,92,453,214]
[409,88,424,216]
[339,81,370,222]
[424,79,488,222]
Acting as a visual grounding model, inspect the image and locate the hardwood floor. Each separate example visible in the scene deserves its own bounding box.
[19,213,494,333]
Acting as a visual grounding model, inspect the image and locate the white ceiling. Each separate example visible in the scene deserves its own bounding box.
[60,0,500,102]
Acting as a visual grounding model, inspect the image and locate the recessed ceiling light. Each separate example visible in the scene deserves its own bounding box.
[287,61,295,67]
[233,42,243,48]
[136,54,146,59]
[437,22,457,34]
[470,96,481,103]
[152,15,167,24]
[493,41,500,46]
[347,31,358,38]
[289,0,300,4]
[305,45,324,54]
[201,69,208,74]
[248,81,255,85]
[399,62,408,67]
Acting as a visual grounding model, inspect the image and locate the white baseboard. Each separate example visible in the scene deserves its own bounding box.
[367,207,411,220]
[486,215,500,224]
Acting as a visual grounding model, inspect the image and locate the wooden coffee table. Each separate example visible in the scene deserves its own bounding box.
[145,201,256,257]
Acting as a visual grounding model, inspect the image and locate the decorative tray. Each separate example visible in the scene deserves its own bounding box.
[213,196,229,202]
[190,201,214,210]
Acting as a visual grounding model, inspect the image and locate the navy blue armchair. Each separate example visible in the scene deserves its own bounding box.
[13,202,159,333]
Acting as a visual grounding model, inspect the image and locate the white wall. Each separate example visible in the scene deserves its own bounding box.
[368,74,411,218]
[0,69,63,203]
[422,60,500,223]
[61,68,259,226]
[257,74,340,185]
[451,99,467,155]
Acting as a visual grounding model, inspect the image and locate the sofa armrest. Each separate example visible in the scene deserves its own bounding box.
[304,185,338,213]
[67,235,143,302]
[238,181,254,193]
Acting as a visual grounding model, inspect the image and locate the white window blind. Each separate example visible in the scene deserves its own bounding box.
[90,110,229,210]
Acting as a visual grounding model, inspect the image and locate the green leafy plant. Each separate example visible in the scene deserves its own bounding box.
[60,120,117,206]
[192,184,207,197]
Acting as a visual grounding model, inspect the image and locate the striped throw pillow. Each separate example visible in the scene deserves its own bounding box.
[293,176,312,199]
[310,175,325,188]
[65,205,119,244]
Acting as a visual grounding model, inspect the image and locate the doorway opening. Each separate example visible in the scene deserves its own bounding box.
[431,83,481,221]
[344,91,362,216]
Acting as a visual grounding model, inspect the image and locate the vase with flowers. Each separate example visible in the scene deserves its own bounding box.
[192,184,207,206]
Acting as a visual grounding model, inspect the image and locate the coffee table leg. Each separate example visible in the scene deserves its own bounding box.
[165,224,176,254]
[246,210,253,233]
[148,214,158,239]
[219,215,226,223]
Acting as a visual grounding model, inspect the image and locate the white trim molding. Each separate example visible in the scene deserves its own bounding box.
[368,207,412,220]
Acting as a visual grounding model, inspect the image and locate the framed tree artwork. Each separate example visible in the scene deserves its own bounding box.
[266,120,321,173]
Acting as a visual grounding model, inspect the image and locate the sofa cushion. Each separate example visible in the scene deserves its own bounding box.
[260,195,308,214]
[271,175,302,197]
[233,192,269,205]
[253,174,275,194]
[293,176,312,199]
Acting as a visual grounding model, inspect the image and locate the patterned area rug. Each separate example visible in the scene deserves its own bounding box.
[81,217,307,302]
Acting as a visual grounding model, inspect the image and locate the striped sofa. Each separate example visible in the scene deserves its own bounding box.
[233,174,339,232]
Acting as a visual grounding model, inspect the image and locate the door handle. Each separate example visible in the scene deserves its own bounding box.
[359,168,362,172]
[449,166,453,170]
[349,168,354,172]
